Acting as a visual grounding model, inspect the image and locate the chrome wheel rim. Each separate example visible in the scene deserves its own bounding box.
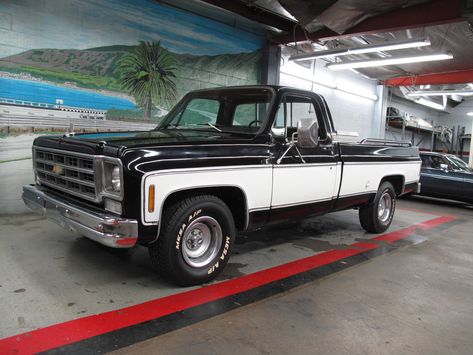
[377,192,392,223]
[182,216,222,268]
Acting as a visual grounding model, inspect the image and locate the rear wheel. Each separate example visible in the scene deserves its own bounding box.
[359,181,396,233]
[148,195,235,286]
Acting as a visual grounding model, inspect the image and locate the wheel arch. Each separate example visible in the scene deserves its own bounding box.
[379,175,405,196]
[158,186,249,236]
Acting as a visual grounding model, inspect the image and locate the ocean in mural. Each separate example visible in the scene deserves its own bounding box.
[0,0,264,119]
[0,77,136,110]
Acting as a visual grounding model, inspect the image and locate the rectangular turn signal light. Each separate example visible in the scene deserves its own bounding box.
[148,185,155,213]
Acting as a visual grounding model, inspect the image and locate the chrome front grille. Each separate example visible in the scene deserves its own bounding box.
[34,147,98,202]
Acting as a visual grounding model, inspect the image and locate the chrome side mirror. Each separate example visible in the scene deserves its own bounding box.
[297,118,319,148]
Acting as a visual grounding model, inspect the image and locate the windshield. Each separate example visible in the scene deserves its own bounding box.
[447,155,471,171]
[158,88,274,135]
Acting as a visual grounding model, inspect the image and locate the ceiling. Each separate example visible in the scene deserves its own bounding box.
[287,21,473,82]
[197,0,473,109]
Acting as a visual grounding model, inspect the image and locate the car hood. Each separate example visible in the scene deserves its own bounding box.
[33,129,257,157]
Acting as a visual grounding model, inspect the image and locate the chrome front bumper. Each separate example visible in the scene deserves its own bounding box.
[22,185,138,248]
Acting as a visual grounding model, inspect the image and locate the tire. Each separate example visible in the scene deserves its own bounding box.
[359,181,396,233]
[149,194,235,286]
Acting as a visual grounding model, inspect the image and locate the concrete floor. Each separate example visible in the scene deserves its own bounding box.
[0,197,472,354]
[113,198,473,355]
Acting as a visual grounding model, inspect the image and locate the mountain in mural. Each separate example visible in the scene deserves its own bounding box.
[0,45,262,100]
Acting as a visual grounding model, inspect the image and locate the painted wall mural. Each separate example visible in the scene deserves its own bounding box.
[0,0,265,121]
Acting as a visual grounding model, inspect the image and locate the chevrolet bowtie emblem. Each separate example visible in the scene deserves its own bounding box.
[52,164,64,175]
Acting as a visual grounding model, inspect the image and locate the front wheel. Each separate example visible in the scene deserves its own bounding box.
[149,195,235,286]
[359,182,396,233]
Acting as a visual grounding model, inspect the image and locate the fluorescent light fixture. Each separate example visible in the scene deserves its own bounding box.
[326,53,453,70]
[336,82,378,101]
[289,38,431,61]
[415,98,446,111]
[467,112,473,116]
[407,90,473,97]
[279,71,377,100]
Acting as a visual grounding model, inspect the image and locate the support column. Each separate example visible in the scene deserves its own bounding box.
[261,44,281,85]
[372,85,387,138]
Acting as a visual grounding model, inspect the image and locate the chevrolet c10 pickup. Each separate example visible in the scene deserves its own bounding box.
[23,86,421,285]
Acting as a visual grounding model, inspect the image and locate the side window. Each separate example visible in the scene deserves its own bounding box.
[420,155,431,168]
[441,157,453,170]
[272,95,325,139]
[274,103,285,128]
[430,156,442,169]
[289,101,317,127]
[178,98,219,126]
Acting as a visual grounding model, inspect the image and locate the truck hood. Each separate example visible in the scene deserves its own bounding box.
[33,129,257,157]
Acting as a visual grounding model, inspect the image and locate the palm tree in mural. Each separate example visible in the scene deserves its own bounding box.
[119,41,178,120]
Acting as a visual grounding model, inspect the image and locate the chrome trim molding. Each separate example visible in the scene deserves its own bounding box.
[273,162,337,168]
[338,191,377,198]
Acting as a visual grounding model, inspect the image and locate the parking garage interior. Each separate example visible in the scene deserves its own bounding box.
[0,0,473,354]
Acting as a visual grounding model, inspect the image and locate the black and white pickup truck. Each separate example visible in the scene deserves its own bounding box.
[23,86,421,285]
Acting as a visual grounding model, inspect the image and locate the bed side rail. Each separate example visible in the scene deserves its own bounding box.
[359,138,412,147]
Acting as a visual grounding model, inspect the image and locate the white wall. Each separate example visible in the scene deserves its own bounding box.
[386,95,472,154]
[435,97,473,135]
[386,95,443,150]
[435,97,473,158]
[388,95,442,122]
[280,58,383,139]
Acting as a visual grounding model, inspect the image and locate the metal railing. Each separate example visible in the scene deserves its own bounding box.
[0,115,156,132]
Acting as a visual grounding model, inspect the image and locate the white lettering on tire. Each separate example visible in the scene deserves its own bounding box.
[176,223,186,250]
[188,209,202,222]
[208,236,231,275]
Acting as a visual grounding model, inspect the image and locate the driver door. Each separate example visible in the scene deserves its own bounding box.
[269,94,338,222]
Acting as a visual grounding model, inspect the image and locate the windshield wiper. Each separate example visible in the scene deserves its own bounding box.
[161,123,253,136]
[205,122,222,132]
[185,123,223,132]
[161,123,180,129]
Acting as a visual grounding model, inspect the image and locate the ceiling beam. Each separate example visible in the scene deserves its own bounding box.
[199,0,296,33]
[384,70,473,86]
[272,0,464,44]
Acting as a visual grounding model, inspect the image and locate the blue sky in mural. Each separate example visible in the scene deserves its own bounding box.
[0,0,265,57]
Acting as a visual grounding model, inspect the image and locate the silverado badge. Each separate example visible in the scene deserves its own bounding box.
[52,164,64,175]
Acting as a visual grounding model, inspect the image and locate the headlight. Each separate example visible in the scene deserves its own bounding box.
[102,161,122,196]
[111,166,121,192]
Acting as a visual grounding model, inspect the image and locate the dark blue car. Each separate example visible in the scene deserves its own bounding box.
[419,152,473,204]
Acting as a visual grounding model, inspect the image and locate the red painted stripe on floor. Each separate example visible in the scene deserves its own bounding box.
[0,215,456,354]
[374,216,456,244]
